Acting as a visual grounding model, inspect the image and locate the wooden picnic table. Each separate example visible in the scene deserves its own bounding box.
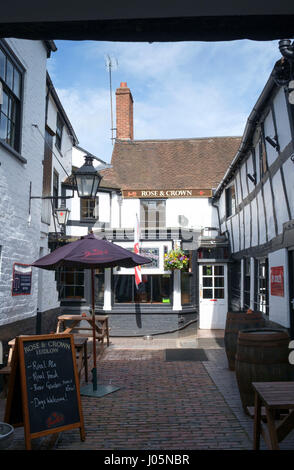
[56,314,110,346]
[0,335,89,398]
[253,381,294,450]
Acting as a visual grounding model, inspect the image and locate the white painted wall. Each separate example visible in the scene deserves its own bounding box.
[215,80,294,331]
[263,180,275,240]
[282,157,294,221]
[272,170,290,235]
[251,198,258,247]
[0,39,50,325]
[264,109,278,167]
[166,197,217,229]
[274,87,292,153]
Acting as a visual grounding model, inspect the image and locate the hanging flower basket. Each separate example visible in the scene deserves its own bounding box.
[164,249,189,271]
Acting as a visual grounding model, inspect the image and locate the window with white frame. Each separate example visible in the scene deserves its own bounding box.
[255,258,269,315]
[80,197,99,220]
[0,42,22,152]
[202,265,225,299]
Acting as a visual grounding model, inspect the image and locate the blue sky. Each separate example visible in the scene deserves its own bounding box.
[47,39,281,163]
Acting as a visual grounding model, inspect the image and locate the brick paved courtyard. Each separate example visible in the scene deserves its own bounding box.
[55,348,252,450]
[2,326,294,451]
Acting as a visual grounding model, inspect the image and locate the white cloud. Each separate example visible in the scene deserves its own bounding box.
[54,39,281,159]
[57,87,114,162]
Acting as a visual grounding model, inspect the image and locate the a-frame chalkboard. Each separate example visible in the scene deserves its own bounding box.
[4,334,85,450]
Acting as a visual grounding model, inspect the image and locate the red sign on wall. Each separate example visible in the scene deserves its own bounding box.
[270,266,284,297]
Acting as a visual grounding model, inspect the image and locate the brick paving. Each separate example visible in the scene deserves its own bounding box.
[55,347,252,450]
[1,326,294,451]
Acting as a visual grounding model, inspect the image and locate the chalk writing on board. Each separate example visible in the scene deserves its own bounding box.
[23,337,80,433]
[4,334,85,450]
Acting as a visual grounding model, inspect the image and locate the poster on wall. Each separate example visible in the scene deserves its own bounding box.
[140,248,159,268]
[12,263,32,296]
[270,266,284,297]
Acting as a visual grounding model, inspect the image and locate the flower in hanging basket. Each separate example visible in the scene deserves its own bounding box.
[164,249,189,271]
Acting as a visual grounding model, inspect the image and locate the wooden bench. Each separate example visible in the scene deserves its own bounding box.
[56,314,110,346]
[0,339,15,398]
[253,381,294,450]
[0,335,89,398]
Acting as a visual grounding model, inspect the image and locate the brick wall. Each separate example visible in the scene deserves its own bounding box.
[115,82,134,140]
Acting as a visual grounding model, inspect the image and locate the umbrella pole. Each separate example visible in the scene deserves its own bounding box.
[91,268,97,391]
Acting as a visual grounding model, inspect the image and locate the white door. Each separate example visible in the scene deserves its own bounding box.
[199,264,228,329]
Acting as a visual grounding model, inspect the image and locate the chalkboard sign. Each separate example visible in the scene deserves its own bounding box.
[5,334,85,450]
[11,263,32,296]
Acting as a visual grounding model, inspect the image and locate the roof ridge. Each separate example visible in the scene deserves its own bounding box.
[115,136,242,143]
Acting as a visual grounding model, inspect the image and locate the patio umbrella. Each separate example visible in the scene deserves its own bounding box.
[31,232,151,396]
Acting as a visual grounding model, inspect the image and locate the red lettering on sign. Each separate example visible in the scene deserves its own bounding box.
[46,412,64,428]
[84,249,109,258]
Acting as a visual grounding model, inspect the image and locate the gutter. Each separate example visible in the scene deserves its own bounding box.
[213,73,277,200]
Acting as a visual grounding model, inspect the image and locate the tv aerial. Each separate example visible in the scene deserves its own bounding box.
[105,55,118,144]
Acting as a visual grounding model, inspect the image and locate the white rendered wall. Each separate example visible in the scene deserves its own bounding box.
[0,39,49,325]
[273,88,292,153]
[166,197,218,229]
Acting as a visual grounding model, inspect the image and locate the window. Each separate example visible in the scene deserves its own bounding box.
[0,43,22,152]
[181,250,194,305]
[53,170,59,209]
[225,184,236,218]
[201,265,225,299]
[140,200,166,229]
[181,272,193,304]
[114,274,172,304]
[243,258,251,309]
[198,247,229,260]
[56,112,63,150]
[255,258,269,315]
[259,128,268,179]
[80,197,99,220]
[94,268,104,305]
[0,245,2,277]
[59,267,84,299]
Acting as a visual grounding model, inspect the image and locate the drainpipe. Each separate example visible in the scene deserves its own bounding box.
[211,193,221,230]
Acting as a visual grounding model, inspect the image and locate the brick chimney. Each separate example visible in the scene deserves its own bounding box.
[116,82,134,140]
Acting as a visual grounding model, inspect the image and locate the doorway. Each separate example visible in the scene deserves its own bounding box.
[199,263,228,329]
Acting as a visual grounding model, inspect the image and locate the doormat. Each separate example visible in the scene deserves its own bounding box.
[165,349,208,362]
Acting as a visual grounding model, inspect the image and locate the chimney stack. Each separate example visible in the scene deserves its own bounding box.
[116,82,134,140]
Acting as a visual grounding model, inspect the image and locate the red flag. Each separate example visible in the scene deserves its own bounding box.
[134,213,142,288]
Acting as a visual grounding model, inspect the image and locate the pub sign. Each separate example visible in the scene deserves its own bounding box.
[12,263,32,296]
[122,189,212,198]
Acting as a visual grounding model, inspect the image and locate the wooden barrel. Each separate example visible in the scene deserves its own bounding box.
[224,311,266,370]
[235,328,293,413]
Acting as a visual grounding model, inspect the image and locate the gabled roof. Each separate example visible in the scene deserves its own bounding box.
[99,136,242,190]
